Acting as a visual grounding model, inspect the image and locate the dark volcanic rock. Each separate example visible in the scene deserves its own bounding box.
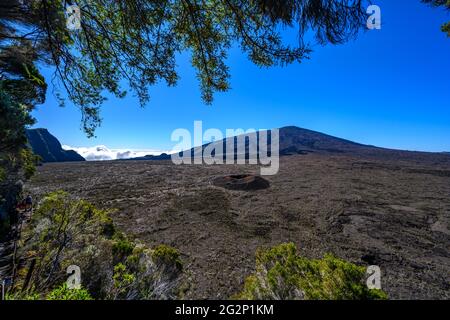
[24,127,450,300]
[26,128,85,163]
[213,174,270,191]
[128,126,390,162]
[25,152,450,300]
[129,153,172,161]
[278,126,375,154]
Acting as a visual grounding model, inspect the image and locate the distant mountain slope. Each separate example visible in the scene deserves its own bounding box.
[277,126,377,155]
[126,126,450,163]
[130,153,172,161]
[129,126,381,161]
[26,129,85,162]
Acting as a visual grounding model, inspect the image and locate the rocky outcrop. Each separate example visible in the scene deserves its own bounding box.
[26,128,85,162]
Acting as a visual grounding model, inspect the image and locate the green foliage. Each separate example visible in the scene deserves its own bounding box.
[235,243,388,300]
[109,243,184,299]
[12,191,184,300]
[46,283,93,300]
[1,0,368,137]
[112,233,135,263]
[0,42,44,175]
[20,148,40,179]
[0,44,44,231]
[111,263,136,299]
[442,21,450,36]
[0,39,47,107]
[0,85,35,154]
[152,244,183,271]
[5,292,41,300]
[422,0,450,35]
[22,190,117,292]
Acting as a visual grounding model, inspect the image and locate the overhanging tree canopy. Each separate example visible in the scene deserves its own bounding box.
[422,0,450,36]
[2,0,369,137]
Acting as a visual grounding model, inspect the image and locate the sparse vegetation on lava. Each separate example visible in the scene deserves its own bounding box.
[234,243,387,300]
[9,191,184,300]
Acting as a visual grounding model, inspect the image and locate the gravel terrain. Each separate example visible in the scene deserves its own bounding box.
[25,153,450,299]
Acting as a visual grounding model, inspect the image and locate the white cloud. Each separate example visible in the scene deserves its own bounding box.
[62,145,170,161]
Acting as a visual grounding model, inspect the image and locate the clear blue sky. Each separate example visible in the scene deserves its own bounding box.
[32,0,450,152]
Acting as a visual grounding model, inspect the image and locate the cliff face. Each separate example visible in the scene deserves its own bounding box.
[26,128,85,163]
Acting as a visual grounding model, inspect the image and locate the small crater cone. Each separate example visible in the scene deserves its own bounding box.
[213,174,270,191]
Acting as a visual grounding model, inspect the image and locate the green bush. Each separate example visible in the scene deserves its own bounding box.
[12,191,185,300]
[443,21,450,36]
[5,292,41,300]
[46,283,93,300]
[110,263,136,299]
[20,190,117,293]
[112,233,135,262]
[152,244,183,271]
[7,284,93,300]
[20,148,40,180]
[235,243,388,300]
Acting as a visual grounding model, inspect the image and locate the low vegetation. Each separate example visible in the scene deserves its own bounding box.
[235,243,388,300]
[0,67,42,237]
[6,283,92,301]
[46,283,93,300]
[9,191,184,300]
[7,191,392,300]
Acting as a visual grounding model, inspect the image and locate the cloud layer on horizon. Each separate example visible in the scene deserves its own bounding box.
[62,145,169,161]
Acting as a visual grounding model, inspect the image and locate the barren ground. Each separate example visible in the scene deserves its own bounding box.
[25,154,450,299]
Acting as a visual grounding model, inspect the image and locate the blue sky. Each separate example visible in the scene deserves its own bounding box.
[32,0,450,153]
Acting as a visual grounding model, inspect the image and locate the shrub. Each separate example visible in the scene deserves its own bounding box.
[235,243,388,300]
[5,292,41,300]
[46,283,93,300]
[152,244,183,271]
[112,233,135,263]
[19,191,118,294]
[12,191,185,300]
[110,263,136,299]
[20,148,40,180]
